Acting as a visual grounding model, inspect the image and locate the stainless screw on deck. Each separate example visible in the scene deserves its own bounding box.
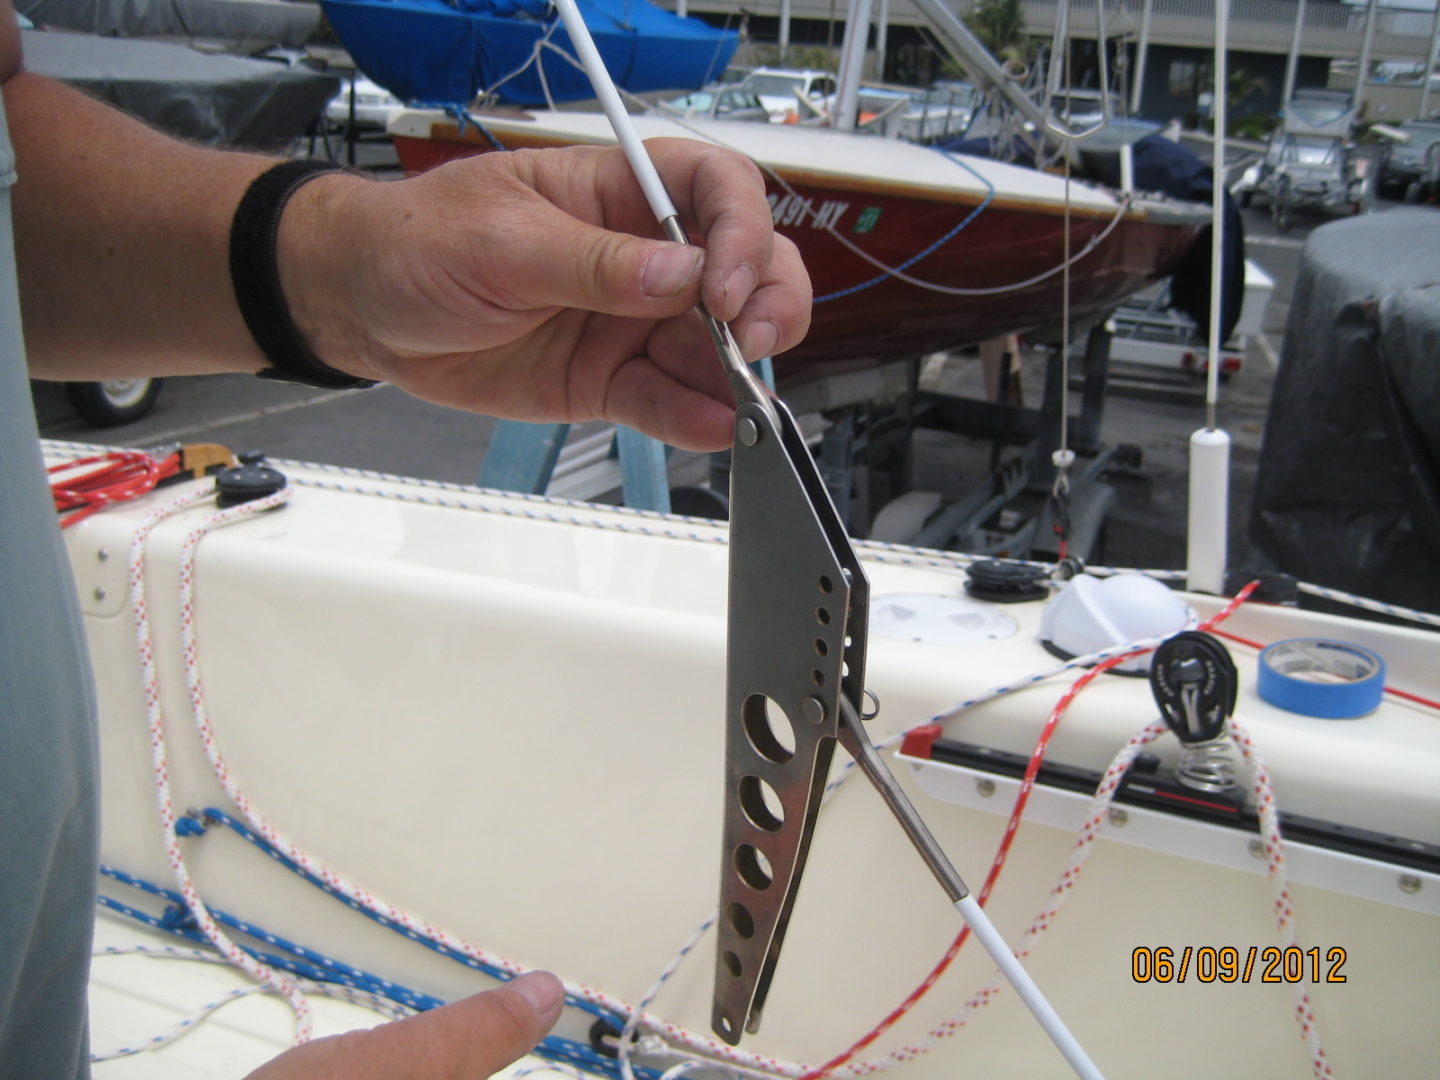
[1399,874,1422,895]
[976,778,996,798]
[1107,808,1129,827]
[94,586,107,601]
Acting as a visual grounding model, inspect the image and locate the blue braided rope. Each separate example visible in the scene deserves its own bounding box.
[99,870,649,1079]
[99,870,440,1011]
[187,808,624,1029]
[813,148,997,304]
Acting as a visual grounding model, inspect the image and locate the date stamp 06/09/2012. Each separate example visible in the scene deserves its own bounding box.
[1131,945,1348,985]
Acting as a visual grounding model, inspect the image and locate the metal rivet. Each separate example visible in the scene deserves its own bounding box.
[737,418,760,446]
[1399,874,1421,895]
[1107,808,1129,827]
[975,778,995,798]
[93,586,107,601]
[97,549,110,562]
[1248,839,1266,859]
[802,697,826,724]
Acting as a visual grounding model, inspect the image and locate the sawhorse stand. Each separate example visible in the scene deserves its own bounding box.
[476,359,775,514]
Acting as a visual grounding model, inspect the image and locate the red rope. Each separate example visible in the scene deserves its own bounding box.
[800,582,1262,1079]
[49,450,180,528]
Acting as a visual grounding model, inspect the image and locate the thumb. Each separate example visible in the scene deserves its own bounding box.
[499,210,704,318]
[245,970,566,1080]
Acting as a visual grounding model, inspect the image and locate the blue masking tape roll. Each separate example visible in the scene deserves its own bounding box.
[1257,639,1386,719]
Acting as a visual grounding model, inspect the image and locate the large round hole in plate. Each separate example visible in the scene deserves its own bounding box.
[742,694,796,764]
[738,775,785,832]
[727,901,756,939]
[734,844,774,890]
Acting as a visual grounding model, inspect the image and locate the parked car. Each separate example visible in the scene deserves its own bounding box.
[1047,87,1124,129]
[738,68,837,123]
[1378,118,1440,202]
[1233,91,1363,228]
[658,85,769,123]
[1243,132,1365,229]
[64,378,164,427]
[325,73,406,132]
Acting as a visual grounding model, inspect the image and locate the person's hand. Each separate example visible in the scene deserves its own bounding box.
[281,140,811,451]
[244,970,564,1080]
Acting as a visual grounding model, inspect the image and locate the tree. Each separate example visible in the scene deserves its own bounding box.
[964,0,1032,65]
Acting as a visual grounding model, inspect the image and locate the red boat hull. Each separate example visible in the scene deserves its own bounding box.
[392,116,1204,368]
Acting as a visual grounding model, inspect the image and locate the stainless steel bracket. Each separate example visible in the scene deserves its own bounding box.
[713,394,869,1044]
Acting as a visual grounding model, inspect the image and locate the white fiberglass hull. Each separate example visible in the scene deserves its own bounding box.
[59,444,1438,1079]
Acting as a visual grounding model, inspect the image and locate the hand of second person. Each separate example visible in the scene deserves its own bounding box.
[244,970,565,1080]
[279,141,811,451]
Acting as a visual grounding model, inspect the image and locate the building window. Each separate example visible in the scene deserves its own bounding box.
[1169,60,1199,98]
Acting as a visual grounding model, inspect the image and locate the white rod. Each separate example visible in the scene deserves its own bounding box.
[1187,427,1231,594]
[1355,0,1379,112]
[1206,0,1229,430]
[1131,0,1153,115]
[551,0,678,224]
[834,0,875,132]
[875,0,889,82]
[1421,2,1440,120]
[956,896,1105,1080]
[1190,0,1232,596]
[1282,0,1307,104]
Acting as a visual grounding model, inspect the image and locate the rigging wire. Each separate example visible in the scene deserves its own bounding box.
[472,47,1138,302]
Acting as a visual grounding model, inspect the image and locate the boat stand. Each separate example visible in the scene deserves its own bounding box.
[476,360,778,513]
[474,336,1122,563]
[797,324,1124,563]
[477,420,679,512]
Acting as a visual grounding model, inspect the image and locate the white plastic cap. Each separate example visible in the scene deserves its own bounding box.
[1039,573,1195,674]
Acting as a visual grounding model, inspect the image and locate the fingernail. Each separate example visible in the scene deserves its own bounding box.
[643,246,701,298]
[741,319,779,361]
[510,971,565,1027]
[723,265,756,312]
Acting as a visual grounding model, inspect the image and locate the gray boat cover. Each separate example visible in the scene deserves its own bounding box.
[24,29,338,148]
[17,0,319,50]
[1249,208,1440,613]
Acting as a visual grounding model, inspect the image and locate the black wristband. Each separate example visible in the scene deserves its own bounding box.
[230,160,378,390]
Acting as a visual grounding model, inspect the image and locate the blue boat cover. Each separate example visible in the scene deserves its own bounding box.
[318,0,737,107]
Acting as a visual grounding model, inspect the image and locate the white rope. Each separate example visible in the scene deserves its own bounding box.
[1227,718,1335,1079]
[49,443,1380,1079]
[127,486,315,1043]
[91,942,410,1060]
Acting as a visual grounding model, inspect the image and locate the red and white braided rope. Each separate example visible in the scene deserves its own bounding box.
[137,480,804,1077]
[128,485,315,1041]
[858,716,1334,1079]
[127,482,1332,1079]
[1228,718,1334,1080]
